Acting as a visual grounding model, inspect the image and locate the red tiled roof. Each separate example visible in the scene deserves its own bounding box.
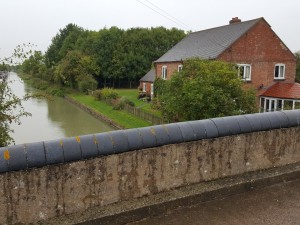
[261,82,300,99]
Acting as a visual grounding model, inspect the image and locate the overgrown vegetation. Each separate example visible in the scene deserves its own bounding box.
[295,51,300,83]
[154,58,257,122]
[0,44,35,146]
[21,24,186,91]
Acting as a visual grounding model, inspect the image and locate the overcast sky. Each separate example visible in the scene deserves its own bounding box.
[1,0,299,59]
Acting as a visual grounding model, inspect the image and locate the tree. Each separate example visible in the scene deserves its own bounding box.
[0,44,34,146]
[155,58,257,122]
[44,23,84,68]
[0,80,31,146]
[295,51,300,83]
[21,51,46,78]
[54,50,99,90]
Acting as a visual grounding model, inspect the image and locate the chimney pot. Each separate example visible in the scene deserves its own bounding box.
[229,17,242,24]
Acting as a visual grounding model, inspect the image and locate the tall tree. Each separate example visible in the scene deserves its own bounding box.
[92,27,124,86]
[295,51,300,83]
[36,24,186,89]
[21,51,45,77]
[54,50,99,90]
[106,27,186,87]
[155,58,257,122]
[45,24,84,68]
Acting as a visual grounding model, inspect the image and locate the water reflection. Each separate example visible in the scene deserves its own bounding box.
[8,73,115,144]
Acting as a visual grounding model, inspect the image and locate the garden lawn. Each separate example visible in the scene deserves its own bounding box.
[116,89,162,117]
[70,94,152,129]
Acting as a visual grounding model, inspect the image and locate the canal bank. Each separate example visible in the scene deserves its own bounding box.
[64,96,123,130]
[18,72,153,132]
[8,72,116,145]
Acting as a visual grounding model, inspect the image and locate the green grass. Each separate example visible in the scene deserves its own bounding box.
[69,94,152,129]
[115,89,162,117]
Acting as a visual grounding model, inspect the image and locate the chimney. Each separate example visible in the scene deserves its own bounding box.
[229,17,242,24]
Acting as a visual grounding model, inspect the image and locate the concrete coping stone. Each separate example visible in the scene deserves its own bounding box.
[0,110,299,173]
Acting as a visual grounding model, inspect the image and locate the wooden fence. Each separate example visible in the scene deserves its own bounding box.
[124,104,164,125]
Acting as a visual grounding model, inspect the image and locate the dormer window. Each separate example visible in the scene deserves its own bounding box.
[237,64,251,81]
[274,64,285,79]
[162,66,167,80]
[178,64,183,72]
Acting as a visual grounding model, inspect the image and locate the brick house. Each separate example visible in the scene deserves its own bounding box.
[139,17,299,111]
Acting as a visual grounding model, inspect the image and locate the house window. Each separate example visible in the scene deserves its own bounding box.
[150,84,154,96]
[142,82,146,92]
[237,64,251,81]
[178,64,183,72]
[274,64,285,79]
[162,66,167,80]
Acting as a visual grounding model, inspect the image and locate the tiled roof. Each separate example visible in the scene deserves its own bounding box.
[139,68,155,82]
[155,18,262,63]
[261,82,300,99]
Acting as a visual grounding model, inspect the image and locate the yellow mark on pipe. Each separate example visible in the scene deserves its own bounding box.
[93,135,98,145]
[109,135,115,147]
[150,128,156,136]
[76,136,81,144]
[60,140,63,147]
[162,125,169,134]
[4,150,10,160]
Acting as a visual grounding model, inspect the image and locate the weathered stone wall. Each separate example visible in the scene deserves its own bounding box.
[0,111,300,224]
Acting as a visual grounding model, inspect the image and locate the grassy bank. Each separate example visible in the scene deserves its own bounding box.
[20,73,70,97]
[69,94,152,129]
[20,73,158,129]
[115,89,162,117]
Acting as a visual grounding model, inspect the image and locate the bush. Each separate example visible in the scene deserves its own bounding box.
[31,79,49,90]
[93,89,102,100]
[113,97,135,110]
[121,97,135,107]
[93,88,119,104]
[101,88,119,102]
[78,76,97,94]
[113,100,125,110]
[151,97,161,110]
[47,87,65,97]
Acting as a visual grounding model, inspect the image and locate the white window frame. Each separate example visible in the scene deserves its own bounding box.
[150,83,154,97]
[178,64,183,72]
[260,96,300,112]
[162,65,167,80]
[274,63,285,79]
[237,64,251,81]
[142,82,146,92]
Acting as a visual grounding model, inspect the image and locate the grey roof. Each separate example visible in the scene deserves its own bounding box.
[155,18,262,63]
[140,68,155,82]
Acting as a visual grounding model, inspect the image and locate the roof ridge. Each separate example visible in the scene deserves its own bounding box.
[189,17,263,36]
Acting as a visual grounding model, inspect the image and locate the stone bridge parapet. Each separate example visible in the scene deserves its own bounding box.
[0,110,300,224]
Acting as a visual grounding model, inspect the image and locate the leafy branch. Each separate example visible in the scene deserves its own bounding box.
[0,43,36,65]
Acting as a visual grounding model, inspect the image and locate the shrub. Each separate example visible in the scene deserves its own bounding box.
[93,88,119,104]
[101,88,119,102]
[93,89,102,100]
[121,97,135,107]
[47,87,65,97]
[112,97,135,110]
[151,97,161,110]
[113,99,125,110]
[78,76,97,94]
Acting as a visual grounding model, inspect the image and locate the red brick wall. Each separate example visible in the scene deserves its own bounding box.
[139,81,152,95]
[218,19,296,92]
[155,62,183,80]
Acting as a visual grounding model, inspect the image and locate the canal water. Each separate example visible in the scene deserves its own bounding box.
[8,72,115,145]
